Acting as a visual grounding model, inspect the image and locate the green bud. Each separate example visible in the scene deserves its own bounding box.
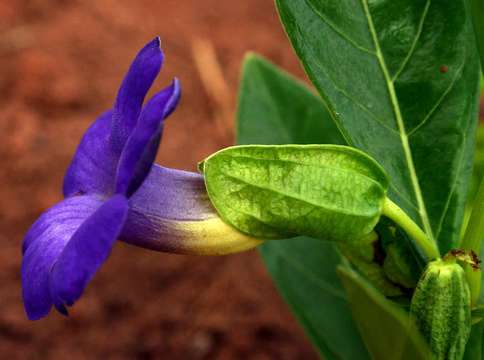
[410,259,471,360]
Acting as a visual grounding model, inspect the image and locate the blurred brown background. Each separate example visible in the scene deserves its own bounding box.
[0,0,321,359]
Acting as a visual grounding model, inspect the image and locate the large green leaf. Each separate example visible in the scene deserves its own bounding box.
[237,55,370,359]
[472,0,484,72]
[464,323,484,359]
[338,265,430,360]
[201,144,389,242]
[276,0,480,253]
[476,127,484,310]
[237,53,346,146]
[261,238,369,359]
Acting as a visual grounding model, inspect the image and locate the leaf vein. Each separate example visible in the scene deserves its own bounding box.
[221,170,380,218]
[304,0,376,55]
[407,60,465,137]
[360,0,435,242]
[391,0,431,82]
[313,62,400,135]
[388,184,419,213]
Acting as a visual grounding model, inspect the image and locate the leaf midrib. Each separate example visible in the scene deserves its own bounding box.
[360,0,435,242]
[220,170,381,218]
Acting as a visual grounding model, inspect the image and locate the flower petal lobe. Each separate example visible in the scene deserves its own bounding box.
[22,196,103,320]
[115,79,181,196]
[63,111,117,197]
[49,195,129,311]
[111,37,164,154]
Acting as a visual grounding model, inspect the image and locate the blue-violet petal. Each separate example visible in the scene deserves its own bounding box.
[115,79,181,196]
[111,37,163,154]
[63,111,116,197]
[49,195,129,314]
[22,195,104,320]
[122,165,263,255]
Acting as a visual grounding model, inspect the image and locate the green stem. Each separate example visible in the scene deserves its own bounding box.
[462,176,484,305]
[382,197,440,260]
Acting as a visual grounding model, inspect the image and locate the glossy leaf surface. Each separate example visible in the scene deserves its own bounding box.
[276,0,480,252]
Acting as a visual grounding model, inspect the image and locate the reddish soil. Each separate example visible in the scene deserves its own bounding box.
[0,0,319,359]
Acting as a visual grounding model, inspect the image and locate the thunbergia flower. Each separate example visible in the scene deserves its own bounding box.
[22,37,261,320]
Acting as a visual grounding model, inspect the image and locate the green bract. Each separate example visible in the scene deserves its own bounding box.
[200,144,389,242]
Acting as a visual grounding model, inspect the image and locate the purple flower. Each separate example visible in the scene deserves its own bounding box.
[22,38,261,320]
